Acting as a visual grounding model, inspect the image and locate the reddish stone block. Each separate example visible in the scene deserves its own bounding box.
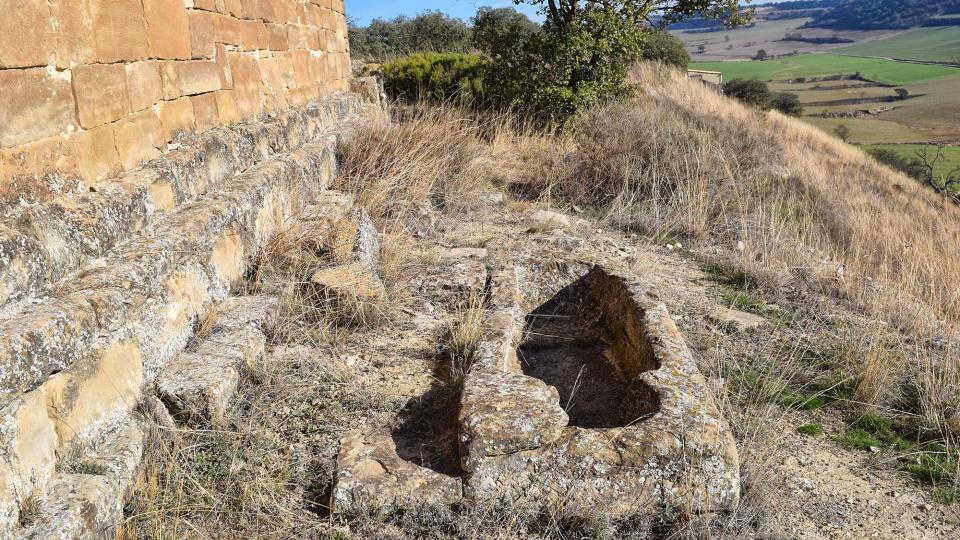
[291,49,313,87]
[72,63,130,129]
[215,44,235,90]
[188,9,219,59]
[190,93,220,133]
[158,97,196,142]
[50,0,95,69]
[214,90,242,125]
[266,23,290,50]
[192,0,222,11]
[89,0,150,63]
[75,123,122,182]
[175,61,222,96]
[223,0,244,17]
[126,61,164,112]
[0,69,78,149]
[216,15,245,46]
[0,0,55,68]
[143,0,192,59]
[160,61,182,101]
[115,110,163,169]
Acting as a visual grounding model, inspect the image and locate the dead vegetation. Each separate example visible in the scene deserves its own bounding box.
[126,63,960,538]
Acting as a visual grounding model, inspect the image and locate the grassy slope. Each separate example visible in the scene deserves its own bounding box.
[837,26,960,63]
[691,53,960,85]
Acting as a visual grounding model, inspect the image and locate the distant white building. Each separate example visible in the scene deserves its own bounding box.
[687,69,723,88]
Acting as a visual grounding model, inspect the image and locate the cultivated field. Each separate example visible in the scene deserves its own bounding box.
[691,53,960,86]
[673,13,902,61]
[838,26,960,64]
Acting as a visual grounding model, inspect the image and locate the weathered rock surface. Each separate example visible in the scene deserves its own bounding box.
[332,431,463,515]
[0,91,374,536]
[458,370,568,472]
[708,305,767,331]
[459,264,741,516]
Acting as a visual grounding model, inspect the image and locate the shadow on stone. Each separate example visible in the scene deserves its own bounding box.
[518,274,661,428]
[390,380,463,477]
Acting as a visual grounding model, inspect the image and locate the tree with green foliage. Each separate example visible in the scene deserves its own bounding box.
[834,124,851,142]
[641,30,691,69]
[349,11,471,62]
[724,79,773,110]
[485,0,749,128]
[771,92,804,116]
[471,7,541,53]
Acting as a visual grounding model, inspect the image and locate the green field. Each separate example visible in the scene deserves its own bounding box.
[691,53,960,85]
[864,144,960,179]
[838,27,960,64]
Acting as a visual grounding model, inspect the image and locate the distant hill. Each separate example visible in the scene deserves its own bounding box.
[809,0,960,30]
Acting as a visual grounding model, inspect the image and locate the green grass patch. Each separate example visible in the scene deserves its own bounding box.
[723,291,767,314]
[777,389,829,411]
[934,486,958,506]
[700,260,750,289]
[691,53,960,86]
[903,449,958,484]
[863,144,960,180]
[797,423,824,437]
[837,26,960,65]
[841,428,884,450]
[842,414,916,452]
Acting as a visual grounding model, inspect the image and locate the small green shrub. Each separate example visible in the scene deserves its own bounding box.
[772,92,804,117]
[383,52,489,103]
[724,79,773,110]
[641,30,690,70]
[798,423,824,436]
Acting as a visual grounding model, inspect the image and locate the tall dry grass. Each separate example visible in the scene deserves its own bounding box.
[544,64,960,334]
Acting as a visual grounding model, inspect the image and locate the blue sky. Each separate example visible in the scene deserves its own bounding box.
[346,1,542,25]
[346,1,786,25]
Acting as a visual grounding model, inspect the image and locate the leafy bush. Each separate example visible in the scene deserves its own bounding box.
[724,79,773,110]
[772,92,804,116]
[641,30,691,70]
[383,53,488,103]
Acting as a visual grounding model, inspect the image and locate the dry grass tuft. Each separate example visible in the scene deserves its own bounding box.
[441,292,487,388]
[536,63,960,335]
[336,105,488,223]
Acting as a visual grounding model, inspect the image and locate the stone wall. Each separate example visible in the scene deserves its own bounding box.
[0,0,351,203]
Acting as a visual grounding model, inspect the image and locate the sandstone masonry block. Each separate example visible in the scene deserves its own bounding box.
[188,9,219,59]
[214,90,242,125]
[115,110,163,169]
[73,63,131,129]
[74,123,122,183]
[191,93,220,133]
[50,0,95,68]
[0,0,54,68]
[143,0,192,60]
[89,0,150,63]
[125,61,164,113]
[0,69,78,149]
[176,60,223,96]
[159,97,197,142]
